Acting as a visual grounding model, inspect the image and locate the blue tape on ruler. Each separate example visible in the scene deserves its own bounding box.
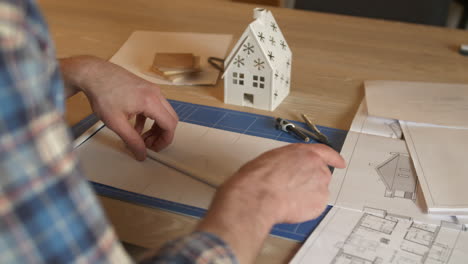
[73,99,348,242]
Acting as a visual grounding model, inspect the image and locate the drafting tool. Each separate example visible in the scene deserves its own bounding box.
[301,114,330,146]
[73,99,347,241]
[276,117,310,142]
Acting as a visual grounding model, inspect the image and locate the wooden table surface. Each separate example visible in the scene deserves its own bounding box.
[38,0,468,262]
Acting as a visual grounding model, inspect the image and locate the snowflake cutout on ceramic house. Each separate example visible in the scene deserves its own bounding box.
[243,42,255,55]
[233,55,245,67]
[257,32,265,42]
[253,58,265,70]
[267,51,274,61]
[269,36,276,46]
[280,40,287,50]
[271,22,278,32]
[222,8,292,111]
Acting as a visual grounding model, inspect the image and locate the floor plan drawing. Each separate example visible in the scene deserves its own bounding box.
[291,207,468,264]
[376,153,418,201]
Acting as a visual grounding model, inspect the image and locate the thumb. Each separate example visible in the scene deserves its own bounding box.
[105,113,147,161]
[310,144,346,169]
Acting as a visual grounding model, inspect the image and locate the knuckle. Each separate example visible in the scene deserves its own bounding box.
[143,94,156,107]
[146,83,161,94]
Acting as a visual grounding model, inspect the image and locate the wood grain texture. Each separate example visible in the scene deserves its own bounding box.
[233,0,281,7]
[38,0,468,262]
[42,0,468,130]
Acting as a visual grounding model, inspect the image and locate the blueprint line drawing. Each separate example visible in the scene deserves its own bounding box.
[291,207,468,264]
[375,153,418,201]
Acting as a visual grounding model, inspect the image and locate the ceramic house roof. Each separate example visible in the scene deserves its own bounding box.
[224,8,292,76]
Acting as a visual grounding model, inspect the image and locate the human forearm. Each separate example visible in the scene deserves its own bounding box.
[59,55,99,98]
[58,55,178,160]
[196,144,346,263]
[197,186,276,264]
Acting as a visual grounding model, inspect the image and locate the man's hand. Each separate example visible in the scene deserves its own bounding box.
[60,56,178,161]
[198,144,345,263]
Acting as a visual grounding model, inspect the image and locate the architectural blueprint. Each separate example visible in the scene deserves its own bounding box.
[291,207,468,264]
[328,101,455,224]
[293,100,468,264]
[376,153,417,201]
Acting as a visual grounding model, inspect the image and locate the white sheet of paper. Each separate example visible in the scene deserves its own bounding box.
[400,121,468,215]
[365,80,468,128]
[329,100,450,224]
[76,124,216,209]
[349,99,402,139]
[109,31,233,85]
[291,206,468,264]
[75,121,288,209]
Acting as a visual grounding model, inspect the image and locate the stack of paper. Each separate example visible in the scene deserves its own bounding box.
[292,80,468,264]
[365,81,468,215]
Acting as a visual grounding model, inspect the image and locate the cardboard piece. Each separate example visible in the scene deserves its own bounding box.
[110,31,232,86]
[400,121,468,215]
[365,81,468,128]
[223,8,292,111]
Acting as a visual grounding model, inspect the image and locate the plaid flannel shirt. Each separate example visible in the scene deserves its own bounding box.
[0,1,236,263]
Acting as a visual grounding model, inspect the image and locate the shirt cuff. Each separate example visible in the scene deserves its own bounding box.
[140,231,238,264]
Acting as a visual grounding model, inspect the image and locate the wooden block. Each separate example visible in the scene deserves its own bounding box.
[149,55,201,83]
[152,53,195,71]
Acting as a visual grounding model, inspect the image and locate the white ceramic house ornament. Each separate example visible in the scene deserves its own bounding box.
[223,8,292,111]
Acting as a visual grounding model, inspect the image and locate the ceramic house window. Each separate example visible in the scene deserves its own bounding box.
[233,72,245,85]
[253,75,265,88]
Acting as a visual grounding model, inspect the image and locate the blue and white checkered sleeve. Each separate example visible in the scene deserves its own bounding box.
[0,1,132,263]
[141,232,238,264]
[0,2,238,264]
